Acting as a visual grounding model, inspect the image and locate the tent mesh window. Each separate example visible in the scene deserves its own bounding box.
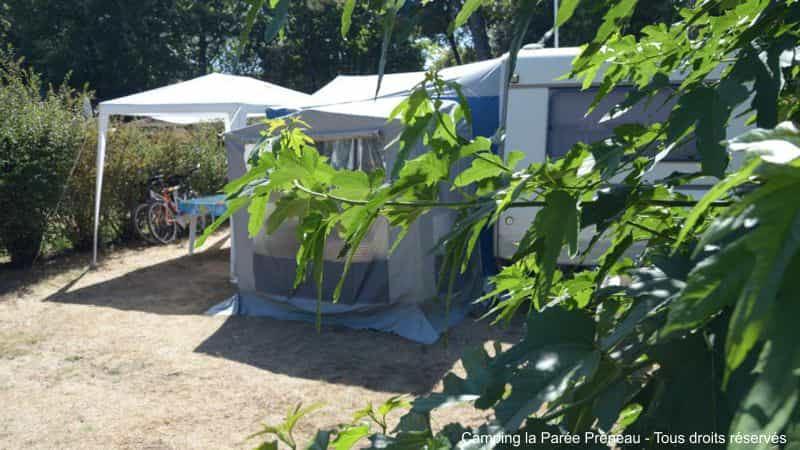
[252,134,390,305]
[317,137,383,172]
[546,87,698,161]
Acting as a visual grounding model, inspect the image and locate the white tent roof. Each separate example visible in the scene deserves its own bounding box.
[92,73,312,270]
[304,56,505,112]
[98,73,312,124]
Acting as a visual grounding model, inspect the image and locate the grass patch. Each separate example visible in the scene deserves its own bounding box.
[0,330,44,359]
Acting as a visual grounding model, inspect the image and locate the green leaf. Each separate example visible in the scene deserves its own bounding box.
[375,1,405,98]
[664,244,752,336]
[450,0,484,32]
[341,0,356,38]
[263,0,290,43]
[412,346,502,413]
[390,113,432,179]
[399,152,449,186]
[196,196,249,248]
[695,87,730,178]
[727,121,800,164]
[556,0,581,27]
[729,260,800,450]
[454,154,505,187]
[600,267,683,350]
[377,395,411,418]
[457,137,491,159]
[504,0,538,87]
[594,232,633,290]
[239,0,267,54]
[505,150,525,169]
[306,430,332,450]
[332,170,372,200]
[613,404,643,433]
[248,195,269,238]
[514,190,580,307]
[331,425,370,450]
[265,196,309,234]
[595,0,639,42]
[253,441,278,450]
[674,157,760,249]
[687,160,800,376]
[493,308,600,431]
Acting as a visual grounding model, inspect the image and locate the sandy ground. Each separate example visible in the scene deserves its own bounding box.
[0,233,522,449]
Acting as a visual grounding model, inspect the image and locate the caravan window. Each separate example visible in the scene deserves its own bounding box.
[316,136,384,172]
[546,87,698,161]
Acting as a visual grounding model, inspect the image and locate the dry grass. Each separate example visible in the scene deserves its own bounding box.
[0,232,522,449]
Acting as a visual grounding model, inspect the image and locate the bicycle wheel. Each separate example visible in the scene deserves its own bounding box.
[148,202,178,244]
[132,203,157,244]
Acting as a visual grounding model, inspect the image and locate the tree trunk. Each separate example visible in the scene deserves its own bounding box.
[446,33,463,65]
[467,9,492,60]
[198,32,208,75]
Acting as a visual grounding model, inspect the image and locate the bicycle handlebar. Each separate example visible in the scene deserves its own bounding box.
[148,165,200,189]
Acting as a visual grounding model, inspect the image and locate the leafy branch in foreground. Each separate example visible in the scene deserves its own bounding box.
[230,0,800,448]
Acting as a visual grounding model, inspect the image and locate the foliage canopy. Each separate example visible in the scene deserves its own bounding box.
[214,0,800,448]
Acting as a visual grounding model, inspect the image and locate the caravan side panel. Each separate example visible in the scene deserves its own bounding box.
[495,87,548,260]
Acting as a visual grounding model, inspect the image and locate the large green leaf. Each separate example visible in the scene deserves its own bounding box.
[239,0,267,54]
[600,267,683,351]
[504,0,539,88]
[412,346,502,413]
[664,244,752,335]
[453,153,506,187]
[729,257,800,450]
[375,0,406,98]
[673,157,761,249]
[556,0,581,27]
[687,159,800,376]
[263,0,290,43]
[727,121,800,164]
[248,194,269,238]
[331,425,370,450]
[332,170,372,200]
[341,0,356,38]
[492,308,600,431]
[306,430,332,450]
[595,0,639,42]
[514,190,580,307]
[450,0,484,32]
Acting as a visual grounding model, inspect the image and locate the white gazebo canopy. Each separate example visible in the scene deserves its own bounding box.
[92,73,311,269]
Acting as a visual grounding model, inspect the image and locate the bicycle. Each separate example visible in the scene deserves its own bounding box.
[132,166,209,245]
[131,174,167,244]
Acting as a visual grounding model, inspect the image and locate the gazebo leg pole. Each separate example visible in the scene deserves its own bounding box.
[229,215,237,284]
[188,215,197,256]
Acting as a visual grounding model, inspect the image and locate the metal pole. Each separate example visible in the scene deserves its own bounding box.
[554,0,559,48]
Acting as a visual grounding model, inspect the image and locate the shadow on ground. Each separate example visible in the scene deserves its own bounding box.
[44,239,235,315]
[36,233,523,392]
[0,250,93,297]
[195,314,523,394]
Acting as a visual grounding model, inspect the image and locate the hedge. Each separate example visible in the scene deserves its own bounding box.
[0,51,228,266]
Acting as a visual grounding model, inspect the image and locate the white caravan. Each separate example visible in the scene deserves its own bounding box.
[495,46,748,262]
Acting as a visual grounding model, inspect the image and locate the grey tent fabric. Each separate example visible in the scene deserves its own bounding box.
[222,108,483,343]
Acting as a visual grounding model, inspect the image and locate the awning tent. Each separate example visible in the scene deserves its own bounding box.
[224,102,483,344]
[91,73,312,272]
[218,56,509,343]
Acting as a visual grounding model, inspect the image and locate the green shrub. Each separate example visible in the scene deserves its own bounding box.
[57,121,227,250]
[0,50,89,267]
